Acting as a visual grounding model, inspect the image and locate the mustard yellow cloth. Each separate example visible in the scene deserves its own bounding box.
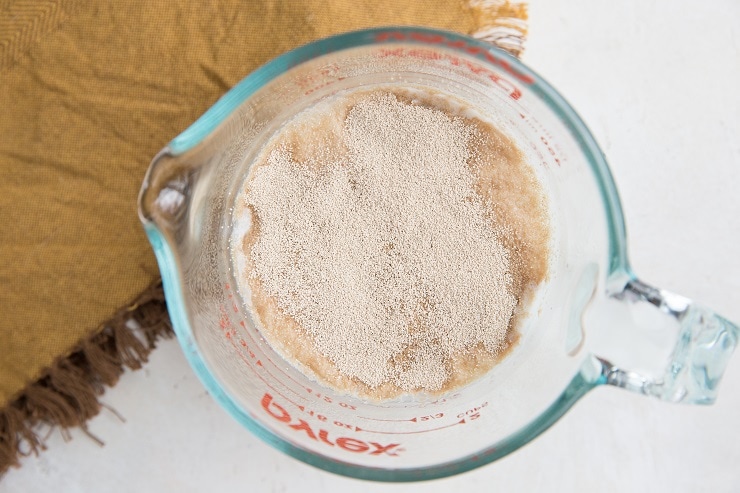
[0,0,526,410]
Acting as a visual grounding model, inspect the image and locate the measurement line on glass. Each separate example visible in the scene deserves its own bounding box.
[358,419,467,435]
[228,336,303,408]
[293,406,465,435]
[224,284,364,410]
[237,317,308,392]
[218,305,306,408]
[359,413,444,422]
[224,283,315,393]
[220,286,307,401]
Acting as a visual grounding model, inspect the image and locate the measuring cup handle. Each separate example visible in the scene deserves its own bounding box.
[597,278,738,404]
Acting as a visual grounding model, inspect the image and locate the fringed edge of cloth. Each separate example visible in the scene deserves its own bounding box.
[0,280,173,476]
[468,0,528,57]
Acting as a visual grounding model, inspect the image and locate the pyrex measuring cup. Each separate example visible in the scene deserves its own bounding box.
[138,27,739,481]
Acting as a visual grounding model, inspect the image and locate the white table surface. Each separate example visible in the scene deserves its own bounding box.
[3,0,740,491]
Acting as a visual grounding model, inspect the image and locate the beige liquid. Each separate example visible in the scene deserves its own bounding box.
[233,87,550,400]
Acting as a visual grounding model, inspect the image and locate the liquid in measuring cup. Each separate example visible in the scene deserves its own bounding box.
[230,86,551,400]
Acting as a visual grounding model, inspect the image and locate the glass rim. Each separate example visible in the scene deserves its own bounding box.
[141,26,629,481]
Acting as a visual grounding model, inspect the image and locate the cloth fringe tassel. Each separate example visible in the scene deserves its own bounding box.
[0,281,173,476]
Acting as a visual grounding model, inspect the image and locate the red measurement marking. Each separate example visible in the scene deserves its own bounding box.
[217,304,304,407]
[516,115,564,167]
[360,416,417,423]
[429,394,460,405]
[374,30,534,85]
[305,388,335,403]
[456,402,489,421]
[359,418,466,435]
[265,359,307,391]
[303,389,358,411]
[296,406,328,422]
[377,45,522,99]
[412,413,444,422]
[218,285,356,412]
[217,296,307,401]
[540,136,562,166]
[304,76,346,96]
[405,47,442,61]
[361,414,448,424]
[332,420,357,431]
[378,47,405,57]
[262,393,402,456]
[220,285,305,391]
[232,333,301,399]
[237,339,255,358]
[296,407,362,432]
[227,338,300,407]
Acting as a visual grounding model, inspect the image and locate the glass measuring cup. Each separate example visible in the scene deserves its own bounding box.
[138,27,739,481]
